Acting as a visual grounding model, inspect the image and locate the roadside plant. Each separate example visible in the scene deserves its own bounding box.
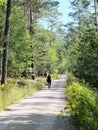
[66,82,98,130]
[0,77,46,111]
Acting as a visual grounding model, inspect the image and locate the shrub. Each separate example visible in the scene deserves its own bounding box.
[66,82,98,130]
[66,72,78,86]
[51,74,61,80]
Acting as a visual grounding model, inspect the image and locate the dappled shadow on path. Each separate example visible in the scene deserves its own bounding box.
[0,111,73,130]
[0,75,74,130]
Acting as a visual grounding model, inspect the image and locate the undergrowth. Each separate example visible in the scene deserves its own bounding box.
[0,77,46,111]
[65,74,98,130]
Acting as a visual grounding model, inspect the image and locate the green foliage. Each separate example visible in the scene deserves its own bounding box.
[0,0,67,80]
[66,82,98,130]
[66,27,98,87]
[0,0,7,6]
[0,77,46,111]
[64,0,98,88]
[49,47,58,72]
[31,26,50,76]
[30,25,66,75]
[8,6,32,77]
[51,73,61,80]
[66,72,78,86]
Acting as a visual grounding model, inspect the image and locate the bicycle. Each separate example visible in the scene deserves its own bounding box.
[48,83,51,88]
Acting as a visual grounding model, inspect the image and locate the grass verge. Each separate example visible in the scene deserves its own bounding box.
[0,77,46,111]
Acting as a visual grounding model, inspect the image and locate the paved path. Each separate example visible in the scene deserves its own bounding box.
[0,75,73,130]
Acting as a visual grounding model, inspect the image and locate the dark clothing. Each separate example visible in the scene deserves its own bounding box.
[47,75,51,84]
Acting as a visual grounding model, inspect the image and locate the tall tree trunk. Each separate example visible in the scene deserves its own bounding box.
[94,0,98,25]
[29,10,33,33]
[1,0,12,85]
[29,10,35,79]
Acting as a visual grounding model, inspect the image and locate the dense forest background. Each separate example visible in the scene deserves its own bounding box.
[0,0,98,88]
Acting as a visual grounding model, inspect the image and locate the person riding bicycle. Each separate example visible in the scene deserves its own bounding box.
[47,74,51,88]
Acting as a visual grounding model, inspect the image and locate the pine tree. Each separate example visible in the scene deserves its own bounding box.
[1,0,12,85]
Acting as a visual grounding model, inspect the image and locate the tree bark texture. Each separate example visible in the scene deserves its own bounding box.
[94,0,98,25]
[1,0,12,84]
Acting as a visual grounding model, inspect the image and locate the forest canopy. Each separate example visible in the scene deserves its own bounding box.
[0,0,98,88]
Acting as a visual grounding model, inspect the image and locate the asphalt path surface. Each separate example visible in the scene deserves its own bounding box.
[0,75,73,130]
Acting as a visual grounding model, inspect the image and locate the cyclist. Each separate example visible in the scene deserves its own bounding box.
[47,74,51,88]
